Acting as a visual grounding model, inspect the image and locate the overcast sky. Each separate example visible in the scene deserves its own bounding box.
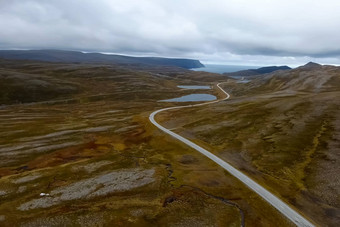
[1,0,340,66]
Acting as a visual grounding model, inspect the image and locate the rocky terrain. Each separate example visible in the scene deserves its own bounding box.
[0,59,292,226]
[159,62,340,226]
[0,59,338,226]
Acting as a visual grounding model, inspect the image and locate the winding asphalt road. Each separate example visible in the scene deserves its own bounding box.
[149,83,314,227]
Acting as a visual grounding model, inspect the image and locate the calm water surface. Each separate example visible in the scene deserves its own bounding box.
[191,64,261,74]
[178,85,210,89]
[160,94,217,102]
[236,79,251,83]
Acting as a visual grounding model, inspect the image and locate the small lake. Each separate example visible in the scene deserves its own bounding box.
[191,64,261,74]
[236,79,251,83]
[229,76,251,83]
[178,85,210,89]
[160,94,217,102]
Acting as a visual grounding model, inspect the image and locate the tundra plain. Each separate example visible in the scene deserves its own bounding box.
[0,59,339,226]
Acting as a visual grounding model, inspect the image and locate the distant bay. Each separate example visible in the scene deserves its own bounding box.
[191,64,262,74]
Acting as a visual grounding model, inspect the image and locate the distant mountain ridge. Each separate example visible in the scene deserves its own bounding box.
[0,50,204,69]
[297,61,321,70]
[242,62,340,93]
[224,65,291,77]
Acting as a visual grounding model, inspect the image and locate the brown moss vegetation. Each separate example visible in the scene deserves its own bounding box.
[160,65,340,226]
[0,59,292,226]
[2,60,338,226]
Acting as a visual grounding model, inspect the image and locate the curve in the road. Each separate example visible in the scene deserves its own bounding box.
[149,83,314,227]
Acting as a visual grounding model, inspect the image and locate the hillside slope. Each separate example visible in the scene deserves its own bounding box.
[164,63,340,226]
[243,62,340,94]
[0,50,204,69]
[224,65,291,77]
[0,59,291,227]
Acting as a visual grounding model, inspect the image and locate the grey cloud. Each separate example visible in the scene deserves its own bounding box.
[0,0,340,65]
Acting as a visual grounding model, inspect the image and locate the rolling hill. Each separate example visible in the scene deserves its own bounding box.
[245,62,340,93]
[224,65,291,77]
[0,49,204,69]
[168,62,340,226]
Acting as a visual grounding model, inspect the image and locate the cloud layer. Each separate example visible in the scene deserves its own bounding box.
[1,0,340,65]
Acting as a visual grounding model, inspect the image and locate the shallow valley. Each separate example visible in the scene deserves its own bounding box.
[0,60,338,226]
